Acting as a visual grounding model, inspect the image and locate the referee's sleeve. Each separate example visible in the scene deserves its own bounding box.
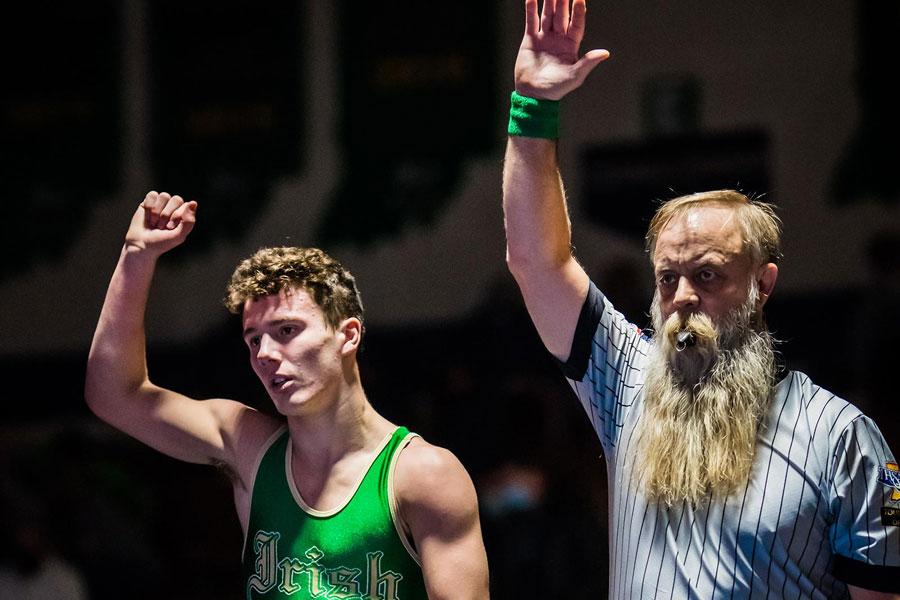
[829,416,900,592]
[552,281,606,382]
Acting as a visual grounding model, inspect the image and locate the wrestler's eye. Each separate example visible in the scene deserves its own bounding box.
[247,336,260,348]
[279,325,296,337]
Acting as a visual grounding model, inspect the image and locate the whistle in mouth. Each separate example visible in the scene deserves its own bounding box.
[675,331,696,352]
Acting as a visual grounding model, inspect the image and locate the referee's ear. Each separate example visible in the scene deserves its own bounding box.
[756,263,778,309]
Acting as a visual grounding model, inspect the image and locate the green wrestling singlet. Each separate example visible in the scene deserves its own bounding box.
[242,426,428,600]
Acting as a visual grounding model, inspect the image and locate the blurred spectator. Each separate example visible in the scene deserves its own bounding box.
[0,488,88,600]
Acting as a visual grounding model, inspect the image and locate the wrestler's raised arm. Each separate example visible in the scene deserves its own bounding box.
[85,193,271,480]
[503,0,608,361]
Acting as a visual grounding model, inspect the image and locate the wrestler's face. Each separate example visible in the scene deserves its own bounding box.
[652,205,772,326]
[241,288,359,416]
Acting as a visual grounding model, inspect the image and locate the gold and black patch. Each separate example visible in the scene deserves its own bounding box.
[882,506,900,527]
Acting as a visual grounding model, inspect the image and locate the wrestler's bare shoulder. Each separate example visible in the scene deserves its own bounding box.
[393,437,476,516]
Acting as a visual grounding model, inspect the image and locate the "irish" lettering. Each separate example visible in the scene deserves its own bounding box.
[246,532,405,599]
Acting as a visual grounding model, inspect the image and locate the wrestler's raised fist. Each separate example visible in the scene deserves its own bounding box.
[125,191,197,256]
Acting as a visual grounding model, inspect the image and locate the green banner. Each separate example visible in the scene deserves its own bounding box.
[322,2,498,246]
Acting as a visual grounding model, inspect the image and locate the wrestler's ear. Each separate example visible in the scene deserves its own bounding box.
[757,263,778,308]
[338,318,362,356]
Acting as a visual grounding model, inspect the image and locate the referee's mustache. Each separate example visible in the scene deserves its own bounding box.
[662,311,718,388]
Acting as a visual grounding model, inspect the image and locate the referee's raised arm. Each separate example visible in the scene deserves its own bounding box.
[502,0,608,362]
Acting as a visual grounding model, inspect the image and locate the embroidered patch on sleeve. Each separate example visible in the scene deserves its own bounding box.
[878,462,900,500]
[877,462,900,529]
[880,463,900,527]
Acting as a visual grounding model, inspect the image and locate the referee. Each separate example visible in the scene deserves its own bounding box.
[502,0,900,598]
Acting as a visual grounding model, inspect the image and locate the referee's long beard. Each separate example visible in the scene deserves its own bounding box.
[633,283,776,506]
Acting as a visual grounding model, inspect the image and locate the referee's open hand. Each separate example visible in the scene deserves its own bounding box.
[514,0,610,101]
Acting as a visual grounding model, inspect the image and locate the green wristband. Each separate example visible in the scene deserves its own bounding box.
[508,91,560,139]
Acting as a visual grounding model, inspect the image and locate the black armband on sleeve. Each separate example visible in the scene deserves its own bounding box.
[833,554,900,592]
[552,282,605,382]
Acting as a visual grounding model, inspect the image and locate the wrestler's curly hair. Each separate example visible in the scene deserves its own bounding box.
[224,247,363,331]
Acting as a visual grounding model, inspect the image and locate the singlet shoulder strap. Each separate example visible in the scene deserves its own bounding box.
[386,428,423,565]
[241,423,288,561]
